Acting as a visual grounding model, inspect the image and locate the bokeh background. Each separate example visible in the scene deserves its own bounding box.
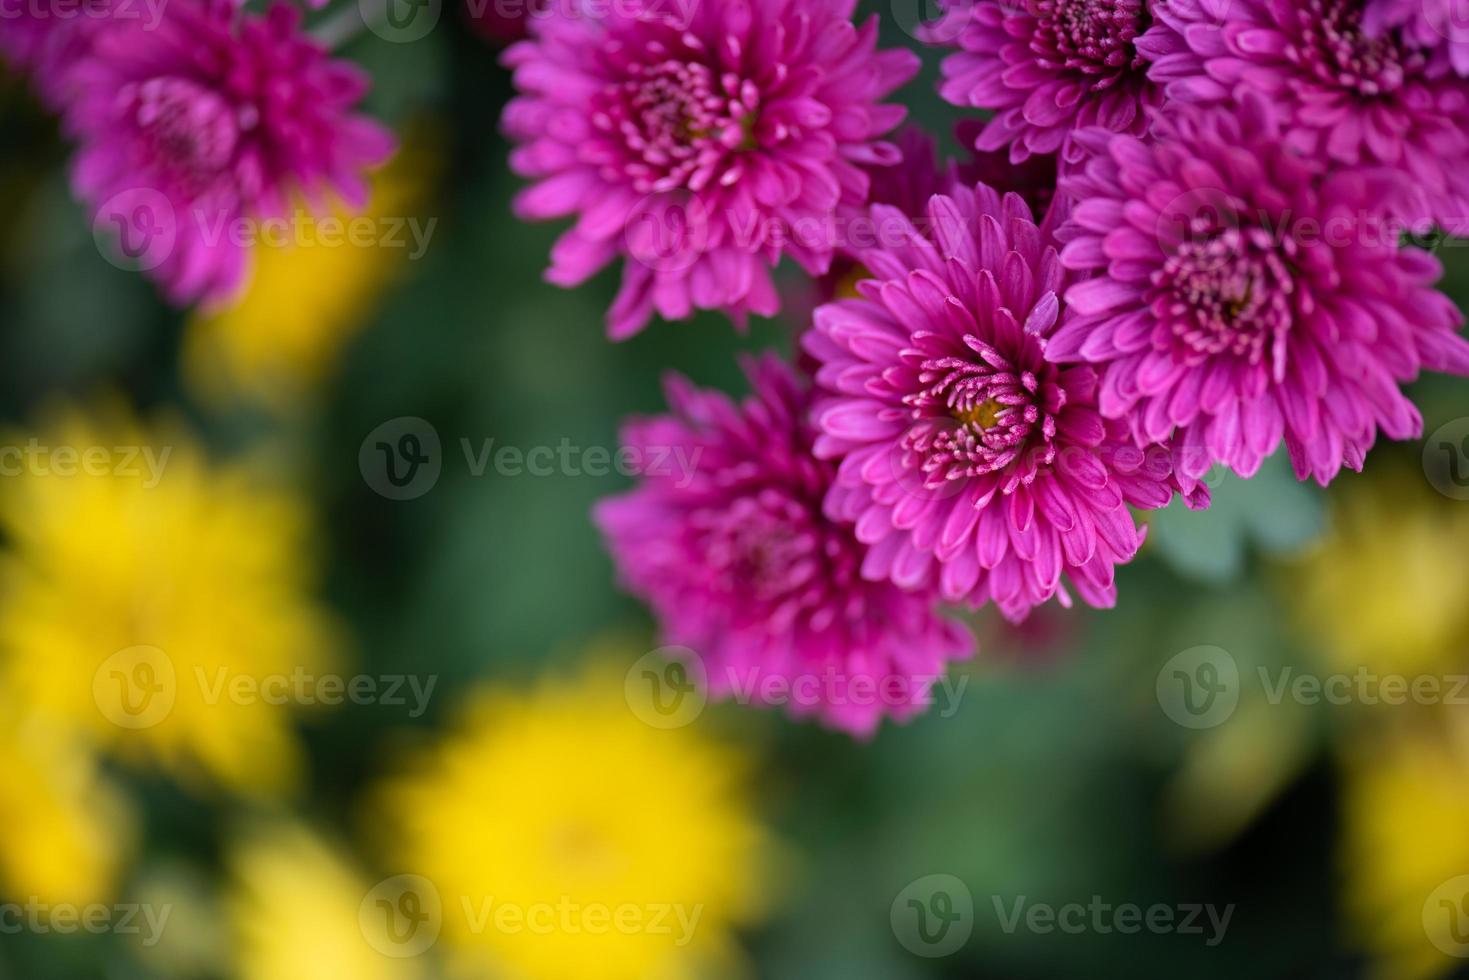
[2,3,1469,978]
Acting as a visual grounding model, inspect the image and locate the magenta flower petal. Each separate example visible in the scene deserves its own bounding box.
[923,0,1161,168]
[1054,96,1469,487]
[503,0,918,338]
[1140,0,1469,232]
[64,0,395,308]
[802,181,1203,623]
[594,355,973,737]
[1365,0,1469,77]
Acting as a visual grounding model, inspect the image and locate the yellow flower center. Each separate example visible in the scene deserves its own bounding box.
[955,398,1004,430]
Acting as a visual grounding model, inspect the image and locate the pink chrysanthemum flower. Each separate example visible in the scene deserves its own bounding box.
[65,0,394,307]
[1138,0,1469,232]
[501,0,919,339]
[594,355,973,736]
[1364,0,1469,77]
[802,182,1204,622]
[922,0,1162,167]
[1049,97,1469,488]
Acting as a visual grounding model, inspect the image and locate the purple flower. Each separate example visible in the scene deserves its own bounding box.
[1049,97,1469,488]
[801,182,1203,622]
[1364,0,1469,77]
[1138,0,1469,232]
[923,0,1162,167]
[66,0,394,307]
[594,355,973,736]
[501,0,918,339]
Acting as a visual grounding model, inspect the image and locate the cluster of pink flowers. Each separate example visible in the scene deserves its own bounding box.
[498,0,1469,734]
[9,0,1466,735]
[1,0,392,306]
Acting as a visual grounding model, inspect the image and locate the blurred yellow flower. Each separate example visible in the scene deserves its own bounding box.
[1340,717,1469,980]
[228,820,421,980]
[185,130,438,406]
[0,704,134,907]
[0,404,337,797]
[1290,471,1469,678]
[371,663,770,980]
